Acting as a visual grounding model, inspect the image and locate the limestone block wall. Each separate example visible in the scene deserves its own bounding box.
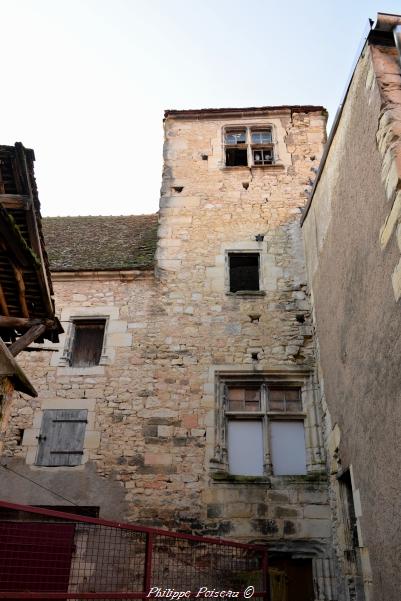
[0,107,340,597]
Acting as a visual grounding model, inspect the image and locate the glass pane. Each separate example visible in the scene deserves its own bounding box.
[251,130,272,144]
[228,421,264,476]
[244,402,260,412]
[270,421,307,475]
[228,388,245,401]
[286,389,301,401]
[269,389,285,401]
[228,400,243,411]
[245,388,260,402]
[253,151,262,164]
[269,388,301,411]
[286,400,302,412]
[269,399,285,412]
[225,130,246,144]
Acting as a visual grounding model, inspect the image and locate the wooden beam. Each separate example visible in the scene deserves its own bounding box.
[0,316,55,329]
[8,323,47,356]
[0,283,9,316]
[11,263,29,317]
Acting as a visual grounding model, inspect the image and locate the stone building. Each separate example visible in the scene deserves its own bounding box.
[302,12,401,601]
[0,106,341,598]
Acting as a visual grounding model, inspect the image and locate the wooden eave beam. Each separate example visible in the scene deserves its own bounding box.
[0,195,29,210]
[0,316,56,329]
[8,322,47,357]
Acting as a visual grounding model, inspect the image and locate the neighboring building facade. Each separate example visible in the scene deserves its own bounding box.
[302,13,401,601]
[0,143,62,453]
[0,106,350,598]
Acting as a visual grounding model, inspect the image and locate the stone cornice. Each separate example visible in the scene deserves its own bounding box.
[51,269,155,282]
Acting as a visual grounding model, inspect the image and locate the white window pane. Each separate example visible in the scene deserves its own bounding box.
[228,421,264,476]
[270,421,307,475]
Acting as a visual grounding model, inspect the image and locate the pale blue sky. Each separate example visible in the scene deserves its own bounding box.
[1,0,400,216]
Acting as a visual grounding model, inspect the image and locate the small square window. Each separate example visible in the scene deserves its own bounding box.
[227,386,261,411]
[268,388,302,412]
[70,319,106,367]
[224,126,274,167]
[228,253,260,293]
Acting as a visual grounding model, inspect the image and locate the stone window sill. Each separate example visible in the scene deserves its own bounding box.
[226,291,266,297]
[210,471,327,484]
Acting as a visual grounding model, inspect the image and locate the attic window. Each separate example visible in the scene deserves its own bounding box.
[224,129,248,166]
[70,319,106,367]
[229,253,260,292]
[224,127,274,167]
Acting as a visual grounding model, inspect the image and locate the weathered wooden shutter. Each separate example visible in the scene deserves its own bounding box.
[36,409,88,466]
[70,320,105,367]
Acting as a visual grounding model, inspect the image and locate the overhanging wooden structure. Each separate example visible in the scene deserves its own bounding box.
[0,143,62,356]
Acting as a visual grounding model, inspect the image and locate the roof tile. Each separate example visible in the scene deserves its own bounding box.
[42,214,158,272]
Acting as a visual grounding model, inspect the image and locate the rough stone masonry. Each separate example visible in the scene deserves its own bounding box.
[0,106,339,598]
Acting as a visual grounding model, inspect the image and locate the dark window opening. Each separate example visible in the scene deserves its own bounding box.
[229,253,259,292]
[225,148,248,167]
[70,319,106,367]
[36,506,100,518]
[15,428,24,446]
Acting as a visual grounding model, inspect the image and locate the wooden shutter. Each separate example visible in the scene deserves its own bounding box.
[70,319,105,367]
[36,409,88,466]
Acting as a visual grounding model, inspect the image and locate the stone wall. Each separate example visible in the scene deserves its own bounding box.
[302,44,401,601]
[0,107,339,598]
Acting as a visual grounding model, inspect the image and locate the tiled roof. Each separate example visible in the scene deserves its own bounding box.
[42,214,158,272]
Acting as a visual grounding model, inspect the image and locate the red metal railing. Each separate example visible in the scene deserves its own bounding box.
[0,500,269,601]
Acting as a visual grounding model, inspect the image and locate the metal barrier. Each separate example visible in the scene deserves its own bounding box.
[0,500,269,600]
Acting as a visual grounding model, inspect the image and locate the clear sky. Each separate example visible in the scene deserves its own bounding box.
[1,0,400,216]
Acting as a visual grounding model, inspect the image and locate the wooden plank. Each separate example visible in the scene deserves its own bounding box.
[0,316,55,328]
[0,283,9,316]
[37,409,87,467]
[11,263,29,317]
[0,195,28,209]
[8,322,47,356]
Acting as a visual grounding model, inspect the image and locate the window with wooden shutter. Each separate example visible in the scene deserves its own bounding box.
[70,319,106,367]
[36,409,88,467]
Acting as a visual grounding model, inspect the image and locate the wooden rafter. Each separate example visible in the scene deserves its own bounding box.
[0,283,9,316]
[0,316,55,329]
[11,263,29,318]
[8,323,47,357]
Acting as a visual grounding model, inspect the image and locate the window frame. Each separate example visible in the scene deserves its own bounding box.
[225,248,266,296]
[223,125,275,168]
[227,251,261,294]
[62,316,109,368]
[220,378,308,477]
